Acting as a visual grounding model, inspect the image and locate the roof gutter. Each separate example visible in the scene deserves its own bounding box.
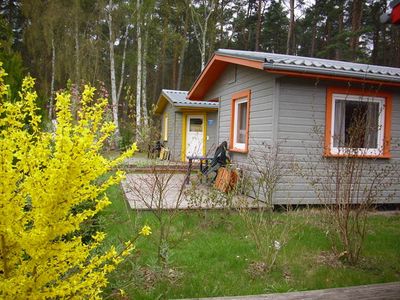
[175,103,218,109]
[264,62,400,84]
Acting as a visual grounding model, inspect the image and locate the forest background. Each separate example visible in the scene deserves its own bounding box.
[1,0,399,146]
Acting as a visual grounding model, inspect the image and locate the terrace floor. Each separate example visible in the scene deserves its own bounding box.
[189,282,400,300]
[121,172,258,210]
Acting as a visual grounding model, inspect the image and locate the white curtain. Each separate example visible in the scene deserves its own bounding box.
[237,102,247,143]
[333,100,346,147]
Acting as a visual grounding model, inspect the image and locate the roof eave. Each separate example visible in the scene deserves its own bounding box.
[264,63,400,86]
[175,103,218,109]
[187,53,265,100]
[154,92,173,114]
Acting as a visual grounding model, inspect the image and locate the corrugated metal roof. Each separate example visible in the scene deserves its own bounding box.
[162,89,218,107]
[216,49,400,83]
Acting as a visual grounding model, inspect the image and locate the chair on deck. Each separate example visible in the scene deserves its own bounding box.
[148,141,163,159]
[201,141,230,182]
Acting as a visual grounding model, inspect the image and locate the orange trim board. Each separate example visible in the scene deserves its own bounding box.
[187,54,264,100]
[324,87,392,158]
[229,89,251,153]
[216,54,265,70]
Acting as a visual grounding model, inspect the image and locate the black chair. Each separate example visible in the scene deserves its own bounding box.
[148,141,163,159]
[201,141,230,182]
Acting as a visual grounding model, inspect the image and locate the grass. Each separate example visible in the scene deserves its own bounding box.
[100,183,400,299]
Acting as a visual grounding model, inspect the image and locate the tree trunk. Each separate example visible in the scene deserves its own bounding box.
[350,0,363,59]
[201,29,207,70]
[117,25,129,103]
[391,27,400,67]
[177,4,190,90]
[136,0,142,135]
[172,45,179,89]
[160,15,167,88]
[74,0,80,84]
[326,16,332,58]
[49,37,55,121]
[142,15,148,127]
[286,0,295,55]
[72,0,80,120]
[255,0,262,51]
[190,0,215,71]
[177,44,186,90]
[335,10,344,60]
[219,0,225,46]
[310,19,317,57]
[108,0,120,141]
[370,1,386,65]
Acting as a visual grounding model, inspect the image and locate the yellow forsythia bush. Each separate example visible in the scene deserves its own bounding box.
[0,62,137,299]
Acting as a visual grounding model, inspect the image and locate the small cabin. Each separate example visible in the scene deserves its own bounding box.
[185,49,400,204]
[155,89,219,161]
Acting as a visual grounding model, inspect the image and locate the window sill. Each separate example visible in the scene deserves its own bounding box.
[229,147,248,154]
[323,152,391,159]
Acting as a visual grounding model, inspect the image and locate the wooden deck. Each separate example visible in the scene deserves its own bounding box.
[188,282,400,300]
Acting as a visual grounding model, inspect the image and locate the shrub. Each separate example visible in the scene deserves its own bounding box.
[0,62,138,298]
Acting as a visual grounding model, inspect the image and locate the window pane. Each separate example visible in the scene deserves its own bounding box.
[334,99,379,149]
[189,118,203,132]
[237,102,247,143]
[365,102,379,148]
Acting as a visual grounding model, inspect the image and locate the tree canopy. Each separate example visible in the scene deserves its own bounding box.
[1,0,399,140]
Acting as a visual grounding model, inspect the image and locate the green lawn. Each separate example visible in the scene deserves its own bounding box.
[100,183,400,299]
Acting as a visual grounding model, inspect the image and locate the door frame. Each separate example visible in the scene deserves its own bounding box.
[181,112,207,161]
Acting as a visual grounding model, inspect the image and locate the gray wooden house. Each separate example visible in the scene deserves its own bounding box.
[155,89,219,161]
[186,49,400,204]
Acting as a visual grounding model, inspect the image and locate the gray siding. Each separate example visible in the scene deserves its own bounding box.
[204,64,277,166]
[171,110,183,160]
[160,103,173,158]
[202,65,400,204]
[161,103,181,161]
[275,77,400,204]
[205,111,219,155]
[160,104,218,161]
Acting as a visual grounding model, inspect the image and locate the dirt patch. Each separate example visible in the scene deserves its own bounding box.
[246,261,269,278]
[368,210,400,216]
[137,266,184,291]
[282,266,292,282]
[316,251,343,268]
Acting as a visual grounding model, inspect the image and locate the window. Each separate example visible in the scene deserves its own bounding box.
[189,118,203,132]
[230,90,251,152]
[163,113,168,141]
[325,88,392,157]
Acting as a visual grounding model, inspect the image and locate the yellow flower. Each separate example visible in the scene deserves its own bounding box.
[139,225,152,236]
[0,67,138,299]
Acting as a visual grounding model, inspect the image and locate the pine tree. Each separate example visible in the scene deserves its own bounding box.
[261,0,288,54]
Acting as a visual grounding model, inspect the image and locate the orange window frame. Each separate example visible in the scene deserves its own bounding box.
[324,87,392,158]
[230,90,251,153]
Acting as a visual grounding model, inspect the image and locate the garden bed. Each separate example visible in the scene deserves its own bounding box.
[100,184,400,299]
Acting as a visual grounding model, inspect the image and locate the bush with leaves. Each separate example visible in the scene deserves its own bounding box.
[0,62,140,299]
[236,142,298,273]
[303,110,399,265]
